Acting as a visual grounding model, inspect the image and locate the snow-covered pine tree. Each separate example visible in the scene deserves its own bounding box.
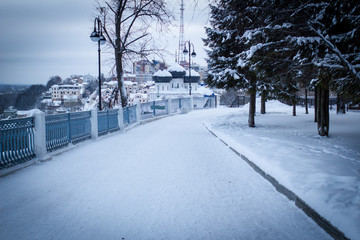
[205,0,359,134]
[204,0,274,127]
[289,0,360,136]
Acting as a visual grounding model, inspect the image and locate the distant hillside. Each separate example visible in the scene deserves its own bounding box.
[0,84,30,94]
[0,84,30,113]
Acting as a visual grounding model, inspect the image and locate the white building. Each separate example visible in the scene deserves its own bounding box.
[51,84,85,102]
[152,62,201,98]
[128,93,148,105]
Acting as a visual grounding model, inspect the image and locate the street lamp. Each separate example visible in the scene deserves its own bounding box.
[90,17,106,110]
[183,41,196,95]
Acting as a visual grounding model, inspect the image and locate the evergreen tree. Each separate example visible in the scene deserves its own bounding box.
[205,0,266,127]
[205,0,360,135]
[46,76,62,90]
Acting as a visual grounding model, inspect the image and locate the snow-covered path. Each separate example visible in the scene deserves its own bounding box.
[0,109,330,240]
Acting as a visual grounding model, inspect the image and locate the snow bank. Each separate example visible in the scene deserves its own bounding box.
[209,99,360,240]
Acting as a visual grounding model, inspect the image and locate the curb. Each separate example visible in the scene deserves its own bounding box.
[203,123,349,240]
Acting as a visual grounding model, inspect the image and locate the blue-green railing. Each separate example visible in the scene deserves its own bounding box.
[0,117,35,169]
[69,111,91,143]
[140,100,168,120]
[123,105,137,125]
[45,111,91,152]
[98,109,119,135]
[45,113,69,152]
[1,96,216,170]
[171,98,182,113]
[204,96,216,108]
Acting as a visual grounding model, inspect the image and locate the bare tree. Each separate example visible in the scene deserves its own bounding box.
[98,0,172,107]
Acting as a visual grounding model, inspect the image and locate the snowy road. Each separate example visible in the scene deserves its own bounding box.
[0,109,330,240]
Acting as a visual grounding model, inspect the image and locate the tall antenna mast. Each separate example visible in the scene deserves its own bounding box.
[178,0,185,63]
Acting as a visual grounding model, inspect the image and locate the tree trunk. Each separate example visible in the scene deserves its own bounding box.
[292,100,296,116]
[317,80,329,137]
[260,90,266,114]
[305,88,308,114]
[248,77,256,127]
[314,86,318,122]
[336,93,346,114]
[115,10,127,108]
[115,52,127,107]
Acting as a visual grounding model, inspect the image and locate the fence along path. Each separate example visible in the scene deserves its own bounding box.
[0,96,216,170]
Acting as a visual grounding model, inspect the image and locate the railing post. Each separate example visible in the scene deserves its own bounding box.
[67,113,71,143]
[153,101,156,116]
[90,108,98,139]
[107,110,110,132]
[34,110,47,158]
[190,96,194,111]
[136,103,141,123]
[117,107,124,130]
[167,98,172,115]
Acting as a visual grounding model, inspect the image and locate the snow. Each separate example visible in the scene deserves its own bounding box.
[123,73,136,78]
[206,99,360,240]
[167,62,186,72]
[108,81,118,86]
[17,109,43,117]
[195,86,214,96]
[185,69,200,77]
[153,69,172,77]
[124,81,138,86]
[40,99,52,104]
[0,106,332,239]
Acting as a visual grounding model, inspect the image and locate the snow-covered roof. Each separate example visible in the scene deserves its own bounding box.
[108,81,118,86]
[129,93,148,99]
[145,81,155,86]
[153,70,172,83]
[195,86,214,96]
[153,69,172,77]
[123,73,136,78]
[124,81,138,86]
[185,69,200,77]
[41,99,52,104]
[167,62,186,72]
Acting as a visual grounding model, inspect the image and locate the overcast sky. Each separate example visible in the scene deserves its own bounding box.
[0,0,210,85]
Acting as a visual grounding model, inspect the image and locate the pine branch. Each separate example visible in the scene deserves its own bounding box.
[308,22,360,82]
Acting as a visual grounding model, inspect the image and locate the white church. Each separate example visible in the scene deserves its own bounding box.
[152,62,206,98]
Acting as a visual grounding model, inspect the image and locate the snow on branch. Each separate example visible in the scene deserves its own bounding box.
[308,22,360,82]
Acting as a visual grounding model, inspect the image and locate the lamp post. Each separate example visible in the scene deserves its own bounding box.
[90,17,106,110]
[183,41,196,95]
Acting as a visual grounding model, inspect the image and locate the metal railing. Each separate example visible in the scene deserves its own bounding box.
[0,96,216,169]
[170,98,182,113]
[140,100,169,120]
[123,105,137,126]
[98,109,119,136]
[230,95,249,108]
[45,113,70,152]
[69,111,91,143]
[0,117,35,168]
[45,111,91,152]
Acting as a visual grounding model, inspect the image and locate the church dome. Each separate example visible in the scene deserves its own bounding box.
[152,69,172,83]
[184,69,200,83]
[167,62,186,78]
